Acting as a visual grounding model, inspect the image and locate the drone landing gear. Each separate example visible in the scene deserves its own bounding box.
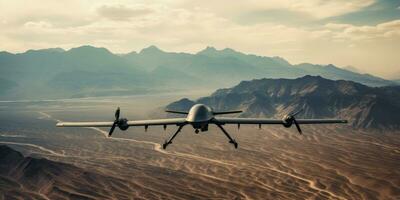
[162,125,185,149]
[216,124,238,149]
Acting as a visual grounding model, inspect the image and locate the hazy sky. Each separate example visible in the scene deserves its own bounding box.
[0,0,399,79]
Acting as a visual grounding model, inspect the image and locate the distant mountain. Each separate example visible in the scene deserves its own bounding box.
[124,46,395,87]
[294,63,392,87]
[0,145,132,199]
[166,76,400,129]
[0,45,396,100]
[0,78,17,95]
[0,46,149,99]
[342,65,360,73]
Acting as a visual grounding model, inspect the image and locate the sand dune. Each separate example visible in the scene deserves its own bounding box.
[0,103,399,199]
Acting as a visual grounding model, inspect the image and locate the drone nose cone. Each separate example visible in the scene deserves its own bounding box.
[186,104,213,122]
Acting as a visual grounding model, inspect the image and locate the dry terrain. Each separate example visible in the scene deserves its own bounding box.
[0,95,399,200]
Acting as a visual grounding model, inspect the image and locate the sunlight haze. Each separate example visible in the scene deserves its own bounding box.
[0,0,399,78]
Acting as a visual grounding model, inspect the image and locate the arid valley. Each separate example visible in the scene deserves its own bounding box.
[1,94,399,200]
[2,0,400,199]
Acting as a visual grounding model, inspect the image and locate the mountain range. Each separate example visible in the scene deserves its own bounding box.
[0,145,134,199]
[166,75,400,130]
[0,45,396,100]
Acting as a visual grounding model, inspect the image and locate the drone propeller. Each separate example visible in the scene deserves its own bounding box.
[293,118,302,134]
[109,107,120,137]
[290,109,302,117]
[284,109,303,134]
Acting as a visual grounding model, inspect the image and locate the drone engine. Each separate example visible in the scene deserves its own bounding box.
[281,110,303,134]
[117,118,129,130]
[282,115,294,128]
[108,107,129,137]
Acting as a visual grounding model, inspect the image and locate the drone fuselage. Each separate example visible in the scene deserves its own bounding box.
[186,104,214,132]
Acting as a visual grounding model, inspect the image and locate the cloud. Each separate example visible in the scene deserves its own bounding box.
[0,0,398,78]
[175,0,375,19]
[97,4,154,21]
[325,20,400,40]
[288,0,375,19]
[0,0,96,29]
[23,21,53,29]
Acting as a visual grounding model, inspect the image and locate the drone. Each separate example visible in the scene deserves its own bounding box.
[57,104,347,149]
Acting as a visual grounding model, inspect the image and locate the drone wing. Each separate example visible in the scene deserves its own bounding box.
[127,118,187,126]
[56,122,114,127]
[213,117,347,125]
[56,118,187,127]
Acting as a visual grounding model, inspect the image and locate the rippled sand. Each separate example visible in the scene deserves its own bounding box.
[0,103,399,199]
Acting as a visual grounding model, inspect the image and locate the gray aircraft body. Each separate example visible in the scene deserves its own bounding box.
[57,104,348,149]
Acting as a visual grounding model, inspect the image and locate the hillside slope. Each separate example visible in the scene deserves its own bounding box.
[166,76,400,129]
[0,145,134,199]
[0,46,396,100]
